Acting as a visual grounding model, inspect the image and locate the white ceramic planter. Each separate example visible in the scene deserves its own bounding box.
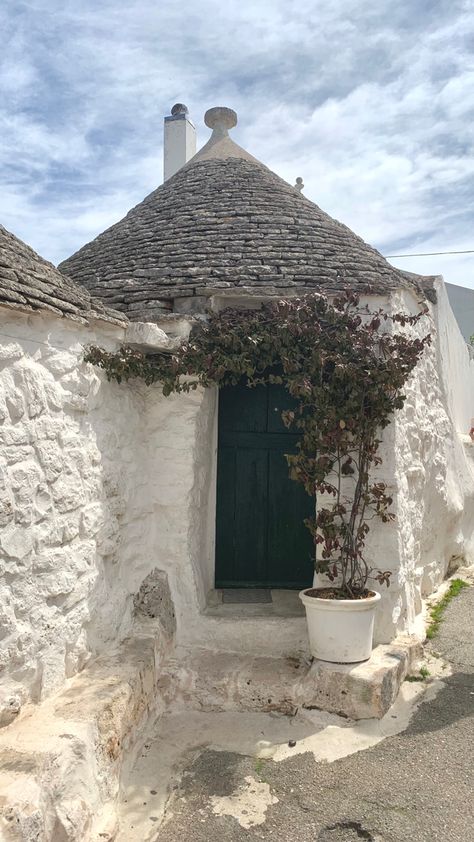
[299,589,381,663]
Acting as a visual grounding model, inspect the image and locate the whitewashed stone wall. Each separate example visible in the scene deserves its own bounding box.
[0,310,151,723]
[366,284,474,642]
[0,307,219,725]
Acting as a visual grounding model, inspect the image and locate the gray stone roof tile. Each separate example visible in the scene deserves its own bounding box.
[0,225,127,325]
[59,151,421,322]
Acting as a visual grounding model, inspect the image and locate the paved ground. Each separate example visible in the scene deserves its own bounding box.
[154,585,474,842]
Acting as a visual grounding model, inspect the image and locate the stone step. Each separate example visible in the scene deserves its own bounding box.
[158,636,422,720]
[180,612,310,659]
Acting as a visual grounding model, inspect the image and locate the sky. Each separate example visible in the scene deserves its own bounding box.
[1,0,474,287]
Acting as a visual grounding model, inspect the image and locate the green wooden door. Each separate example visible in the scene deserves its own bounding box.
[215,380,314,588]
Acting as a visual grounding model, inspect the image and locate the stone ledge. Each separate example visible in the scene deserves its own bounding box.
[0,634,168,842]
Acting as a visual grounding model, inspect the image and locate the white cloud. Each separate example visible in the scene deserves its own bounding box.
[0,0,473,288]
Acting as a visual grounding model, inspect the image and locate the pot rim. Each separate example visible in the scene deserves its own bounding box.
[299,588,381,611]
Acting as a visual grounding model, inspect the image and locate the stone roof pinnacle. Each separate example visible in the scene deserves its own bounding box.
[189,105,258,165]
[204,106,238,136]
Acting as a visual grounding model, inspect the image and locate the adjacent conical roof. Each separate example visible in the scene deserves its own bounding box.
[0,224,125,324]
[59,108,418,322]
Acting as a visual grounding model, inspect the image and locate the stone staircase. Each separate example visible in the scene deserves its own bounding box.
[158,637,422,720]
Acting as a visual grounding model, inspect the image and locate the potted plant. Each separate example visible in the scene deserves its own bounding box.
[286,294,429,663]
[86,289,429,663]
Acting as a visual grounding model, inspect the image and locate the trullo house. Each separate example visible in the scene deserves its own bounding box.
[0,104,473,838]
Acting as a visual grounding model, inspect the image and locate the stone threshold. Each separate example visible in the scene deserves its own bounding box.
[205,588,305,617]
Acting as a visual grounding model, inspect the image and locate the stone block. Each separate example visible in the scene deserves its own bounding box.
[301,636,423,719]
[133,569,176,639]
[42,379,64,411]
[5,389,25,421]
[60,512,81,543]
[41,349,79,377]
[80,502,105,538]
[0,523,34,559]
[34,440,64,482]
[124,321,177,351]
[60,370,93,398]
[8,462,42,494]
[36,569,76,598]
[34,415,65,441]
[173,295,209,315]
[62,393,88,412]
[0,484,15,528]
[21,370,47,418]
[32,546,72,574]
[0,342,23,363]
[0,425,29,446]
[50,471,85,513]
[0,683,27,727]
[4,445,34,466]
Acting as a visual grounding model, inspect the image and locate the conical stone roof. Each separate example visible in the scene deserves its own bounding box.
[59,107,417,322]
[0,224,125,324]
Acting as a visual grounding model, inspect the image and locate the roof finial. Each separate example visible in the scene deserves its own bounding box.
[204,107,238,138]
[294,177,304,191]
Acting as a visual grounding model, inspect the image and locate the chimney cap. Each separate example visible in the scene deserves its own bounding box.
[170,103,189,116]
[204,107,237,132]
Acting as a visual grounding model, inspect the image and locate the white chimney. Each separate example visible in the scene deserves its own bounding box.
[163,103,196,182]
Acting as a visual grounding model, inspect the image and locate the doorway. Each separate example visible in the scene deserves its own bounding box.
[215,380,314,589]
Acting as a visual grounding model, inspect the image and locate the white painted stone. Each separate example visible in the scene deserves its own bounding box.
[0,342,23,362]
[0,523,34,559]
[210,776,278,829]
[124,321,178,351]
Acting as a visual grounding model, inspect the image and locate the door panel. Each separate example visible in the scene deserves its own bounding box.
[215,380,314,589]
[234,447,268,585]
[218,381,267,433]
[266,382,295,433]
[267,450,314,587]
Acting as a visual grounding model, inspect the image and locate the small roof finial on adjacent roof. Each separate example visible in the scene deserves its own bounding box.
[171,103,189,116]
[294,177,304,191]
[204,107,238,138]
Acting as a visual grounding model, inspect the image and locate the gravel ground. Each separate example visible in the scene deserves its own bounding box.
[155,585,474,842]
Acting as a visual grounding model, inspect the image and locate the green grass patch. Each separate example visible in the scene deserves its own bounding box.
[254,757,267,780]
[405,665,431,683]
[426,578,469,640]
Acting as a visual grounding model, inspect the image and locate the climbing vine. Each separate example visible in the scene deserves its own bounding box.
[85,290,430,598]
